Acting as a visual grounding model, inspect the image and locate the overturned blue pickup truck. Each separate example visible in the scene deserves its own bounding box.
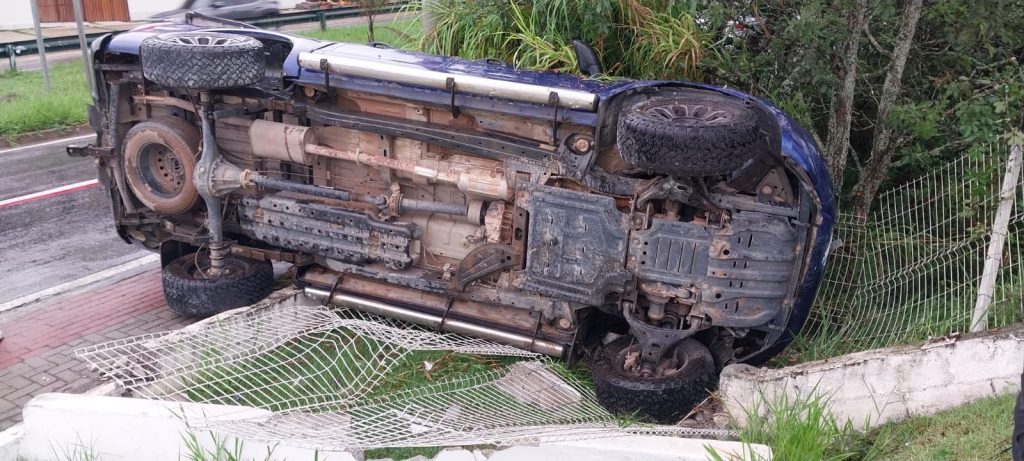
[71,15,834,422]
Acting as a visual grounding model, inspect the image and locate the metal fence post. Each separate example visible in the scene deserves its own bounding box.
[71,0,95,95]
[5,45,16,72]
[970,142,1024,332]
[318,11,327,31]
[29,0,50,91]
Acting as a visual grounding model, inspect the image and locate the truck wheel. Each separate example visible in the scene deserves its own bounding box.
[140,32,265,90]
[616,90,763,177]
[162,252,273,318]
[123,117,201,215]
[592,338,717,423]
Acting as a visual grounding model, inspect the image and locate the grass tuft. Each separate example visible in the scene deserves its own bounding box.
[864,391,1016,461]
[0,62,91,141]
[707,390,864,461]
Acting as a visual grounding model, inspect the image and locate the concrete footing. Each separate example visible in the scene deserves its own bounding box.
[3,392,771,461]
[14,393,357,461]
[720,327,1024,428]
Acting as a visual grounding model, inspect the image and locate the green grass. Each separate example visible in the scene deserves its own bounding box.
[708,390,1017,461]
[707,391,864,461]
[0,62,90,141]
[297,17,422,49]
[864,392,1016,461]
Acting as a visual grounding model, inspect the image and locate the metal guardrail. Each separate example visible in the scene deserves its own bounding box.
[248,1,410,30]
[1,1,412,70]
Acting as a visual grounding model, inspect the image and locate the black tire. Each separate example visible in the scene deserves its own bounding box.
[616,90,764,177]
[162,252,273,318]
[141,32,265,90]
[592,338,717,423]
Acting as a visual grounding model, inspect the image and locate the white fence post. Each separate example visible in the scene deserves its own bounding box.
[970,143,1023,332]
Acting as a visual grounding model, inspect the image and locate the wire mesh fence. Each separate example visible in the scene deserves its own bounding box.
[77,296,731,451]
[805,147,1024,357]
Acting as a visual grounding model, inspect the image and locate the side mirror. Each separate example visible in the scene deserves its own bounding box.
[572,40,603,77]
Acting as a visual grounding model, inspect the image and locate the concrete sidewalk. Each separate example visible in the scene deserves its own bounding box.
[0,266,195,429]
[0,21,141,44]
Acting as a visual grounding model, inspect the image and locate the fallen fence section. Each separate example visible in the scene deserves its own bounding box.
[76,292,733,452]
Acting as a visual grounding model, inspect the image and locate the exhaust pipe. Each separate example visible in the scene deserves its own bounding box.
[304,287,566,357]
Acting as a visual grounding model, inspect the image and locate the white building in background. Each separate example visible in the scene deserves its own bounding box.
[126,0,306,21]
[0,0,305,31]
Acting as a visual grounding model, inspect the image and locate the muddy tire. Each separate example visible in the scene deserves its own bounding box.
[592,338,717,423]
[123,117,201,215]
[162,252,273,318]
[616,90,763,177]
[141,32,264,90]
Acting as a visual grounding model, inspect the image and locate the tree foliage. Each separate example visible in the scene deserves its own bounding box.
[421,0,1024,213]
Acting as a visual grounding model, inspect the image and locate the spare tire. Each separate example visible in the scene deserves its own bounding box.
[141,32,265,90]
[617,90,764,177]
[162,252,274,318]
[123,117,201,215]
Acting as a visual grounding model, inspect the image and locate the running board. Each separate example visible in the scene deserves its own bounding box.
[297,52,599,111]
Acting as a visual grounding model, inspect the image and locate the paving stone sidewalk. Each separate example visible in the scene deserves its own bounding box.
[0,266,194,429]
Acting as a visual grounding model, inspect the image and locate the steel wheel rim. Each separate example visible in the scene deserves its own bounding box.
[645,103,733,126]
[615,342,689,378]
[137,142,186,198]
[164,34,248,47]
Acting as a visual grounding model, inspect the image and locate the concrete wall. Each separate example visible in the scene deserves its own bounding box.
[720,327,1024,428]
[16,393,357,461]
[129,0,307,20]
[127,0,173,20]
[0,1,37,31]
[7,392,773,461]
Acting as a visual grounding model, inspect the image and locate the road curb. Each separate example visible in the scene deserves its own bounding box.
[0,124,92,151]
[0,254,159,314]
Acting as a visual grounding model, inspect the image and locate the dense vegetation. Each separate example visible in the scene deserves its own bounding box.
[419,0,1024,214]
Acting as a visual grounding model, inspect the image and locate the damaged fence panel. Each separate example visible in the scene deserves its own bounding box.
[76,293,732,451]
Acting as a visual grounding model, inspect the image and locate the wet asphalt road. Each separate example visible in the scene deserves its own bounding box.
[0,137,151,304]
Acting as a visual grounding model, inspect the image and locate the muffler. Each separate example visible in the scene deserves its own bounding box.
[304,287,566,357]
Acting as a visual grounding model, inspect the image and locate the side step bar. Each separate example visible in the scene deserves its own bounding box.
[297,52,598,111]
[304,287,566,357]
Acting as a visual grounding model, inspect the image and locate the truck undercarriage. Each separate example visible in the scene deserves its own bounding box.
[72,24,832,422]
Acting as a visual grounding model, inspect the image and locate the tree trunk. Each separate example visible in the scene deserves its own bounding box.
[823,0,868,191]
[422,0,437,37]
[852,0,924,218]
